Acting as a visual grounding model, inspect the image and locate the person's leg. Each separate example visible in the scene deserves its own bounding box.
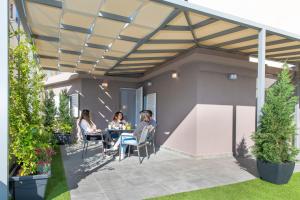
[119,135,136,159]
[113,133,133,149]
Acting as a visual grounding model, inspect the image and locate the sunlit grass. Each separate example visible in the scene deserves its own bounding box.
[150,172,300,200]
[45,146,70,200]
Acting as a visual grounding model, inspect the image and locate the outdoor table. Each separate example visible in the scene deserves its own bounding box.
[107,129,134,137]
[107,129,134,142]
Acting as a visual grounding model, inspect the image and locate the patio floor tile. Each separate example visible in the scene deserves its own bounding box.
[61,143,300,200]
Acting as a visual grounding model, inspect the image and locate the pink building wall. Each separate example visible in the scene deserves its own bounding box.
[143,51,262,158]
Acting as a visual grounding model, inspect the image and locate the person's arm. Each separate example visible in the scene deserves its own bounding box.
[133,122,145,138]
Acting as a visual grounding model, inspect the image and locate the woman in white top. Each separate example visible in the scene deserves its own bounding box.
[79,109,100,135]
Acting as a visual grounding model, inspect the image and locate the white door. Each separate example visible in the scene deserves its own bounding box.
[135,86,143,126]
[146,93,156,120]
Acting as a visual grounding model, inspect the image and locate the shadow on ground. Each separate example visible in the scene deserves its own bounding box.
[61,141,156,193]
[234,138,258,177]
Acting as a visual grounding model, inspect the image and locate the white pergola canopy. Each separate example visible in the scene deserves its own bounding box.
[16,0,300,77]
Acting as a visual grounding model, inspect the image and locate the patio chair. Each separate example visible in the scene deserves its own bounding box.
[147,125,156,154]
[119,125,152,164]
[80,126,105,159]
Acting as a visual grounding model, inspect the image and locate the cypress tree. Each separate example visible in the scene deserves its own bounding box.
[252,65,299,163]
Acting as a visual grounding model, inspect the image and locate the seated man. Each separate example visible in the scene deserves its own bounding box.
[142,110,157,128]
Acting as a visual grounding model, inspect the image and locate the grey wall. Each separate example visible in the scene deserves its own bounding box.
[80,78,137,130]
[142,52,260,157]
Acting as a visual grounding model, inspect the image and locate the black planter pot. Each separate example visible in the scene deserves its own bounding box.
[53,132,71,145]
[9,170,51,200]
[257,159,295,184]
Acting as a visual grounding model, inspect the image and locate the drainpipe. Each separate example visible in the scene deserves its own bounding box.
[0,0,9,199]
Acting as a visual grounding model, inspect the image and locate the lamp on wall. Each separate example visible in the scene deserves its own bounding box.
[227,73,238,80]
[101,81,108,88]
[171,71,178,79]
[147,81,152,86]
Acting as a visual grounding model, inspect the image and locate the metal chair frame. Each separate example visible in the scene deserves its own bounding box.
[80,126,105,159]
[119,125,151,164]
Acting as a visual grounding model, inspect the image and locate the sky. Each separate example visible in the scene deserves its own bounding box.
[189,0,300,36]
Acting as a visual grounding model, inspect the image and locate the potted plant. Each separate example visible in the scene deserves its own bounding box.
[252,65,300,184]
[9,31,53,199]
[53,89,73,145]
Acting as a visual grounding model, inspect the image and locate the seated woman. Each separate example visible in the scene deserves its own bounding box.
[79,109,101,135]
[111,112,150,160]
[110,111,126,129]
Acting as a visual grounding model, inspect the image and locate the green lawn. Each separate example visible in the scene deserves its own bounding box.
[151,172,300,200]
[45,146,70,200]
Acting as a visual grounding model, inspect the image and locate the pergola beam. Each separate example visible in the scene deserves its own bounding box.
[257,28,266,125]
[118,35,140,43]
[28,0,62,8]
[111,67,153,71]
[197,26,247,42]
[134,49,183,53]
[98,11,132,23]
[79,60,97,65]
[215,35,257,48]
[147,39,194,44]
[60,49,81,55]
[103,56,121,61]
[59,63,76,68]
[192,18,218,29]
[232,38,291,52]
[32,34,59,42]
[86,43,108,50]
[163,25,190,31]
[118,63,159,67]
[106,9,181,74]
[125,57,171,61]
[61,24,91,34]
[39,54,58,59]
[184,11,200,48]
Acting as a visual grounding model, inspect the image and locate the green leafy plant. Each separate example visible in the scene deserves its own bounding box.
[252,65,300,163]
[57,89,73,134]
[9,31,52,176]
[44,90,57,133]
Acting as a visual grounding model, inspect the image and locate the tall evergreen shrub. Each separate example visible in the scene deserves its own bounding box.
[58,89,73,133]
[44,90,56,132]
[252,65,299,163]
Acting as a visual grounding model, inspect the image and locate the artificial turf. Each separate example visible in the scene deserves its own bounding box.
[45,146,70,200]
[151,172,300,200]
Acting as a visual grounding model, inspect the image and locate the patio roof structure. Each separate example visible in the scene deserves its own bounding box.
[16,0,300,78]
[1,1,300,199]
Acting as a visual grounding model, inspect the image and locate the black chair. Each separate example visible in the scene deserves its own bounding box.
[80,126,105,159]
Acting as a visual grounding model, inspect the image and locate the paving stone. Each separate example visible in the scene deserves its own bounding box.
[61,144,299,200]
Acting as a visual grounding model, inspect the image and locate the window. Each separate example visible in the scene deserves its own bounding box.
[10,4,13,20]
[70,93,79,118]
